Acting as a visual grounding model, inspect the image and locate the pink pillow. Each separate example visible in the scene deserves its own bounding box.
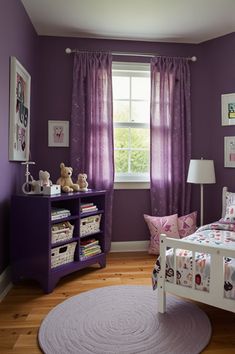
[178,211,197,238]
[144,213,180,255]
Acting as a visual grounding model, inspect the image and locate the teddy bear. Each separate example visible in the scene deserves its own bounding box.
[56,162,79,193]
[29,170,52,194]
[77,173,89,191]
[39,170,52,187]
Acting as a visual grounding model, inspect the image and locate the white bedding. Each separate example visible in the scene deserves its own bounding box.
[152,222,235,300]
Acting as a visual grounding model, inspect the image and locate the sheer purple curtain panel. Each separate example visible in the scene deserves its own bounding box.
[70,52,114,251]
[150,56,191,216]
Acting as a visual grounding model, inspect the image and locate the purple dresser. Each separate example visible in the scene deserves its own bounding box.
[10,190,106,293]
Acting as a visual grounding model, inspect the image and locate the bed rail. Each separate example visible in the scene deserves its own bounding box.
[158,234,235,313]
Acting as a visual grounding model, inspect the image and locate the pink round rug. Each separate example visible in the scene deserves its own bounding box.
[38,285,211,354]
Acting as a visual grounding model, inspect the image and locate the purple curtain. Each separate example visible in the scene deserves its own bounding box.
[70,52,114,252]
[150,56,191,216]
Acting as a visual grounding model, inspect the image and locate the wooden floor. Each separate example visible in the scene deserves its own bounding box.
[0,252,234,353]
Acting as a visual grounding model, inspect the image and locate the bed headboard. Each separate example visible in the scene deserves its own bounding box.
[222,186,228,218]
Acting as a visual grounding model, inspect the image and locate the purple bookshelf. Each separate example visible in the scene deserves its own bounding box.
[10,190,106,293]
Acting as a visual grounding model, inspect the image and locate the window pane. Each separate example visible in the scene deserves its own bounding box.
[113,100,130,122]
[112,63,150,181]
[131,101,150,123]
[114,150,129,173]
[130,128,149,149]
[131,151,149,173]
[113,77,130,99]
[114,128,129,148]
[132,77,150,100]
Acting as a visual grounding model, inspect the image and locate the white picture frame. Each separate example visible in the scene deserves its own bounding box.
[9,57,31,161]
[221,93,235,126]
[48,120,69,147]
[224,136,235,167]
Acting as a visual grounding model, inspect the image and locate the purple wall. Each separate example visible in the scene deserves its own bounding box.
[191,33,235,224]
[0,0,38,273]
[112,190,151,242]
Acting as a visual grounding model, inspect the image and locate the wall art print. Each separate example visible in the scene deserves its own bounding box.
[221,93,235,126]
[9,57,31,161]
[48,120,69,147]
[224,136,235,167]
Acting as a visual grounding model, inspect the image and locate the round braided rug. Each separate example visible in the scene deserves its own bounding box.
[38,285,211,354]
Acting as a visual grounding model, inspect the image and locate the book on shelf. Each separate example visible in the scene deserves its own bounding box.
[51,207,71,215]
[51,214,71,221]
[80,239,99,248]
[81,206,98,213]
[51,207,71,220]
[80,238,101,259]
[80,248,101,260]
[80,237,97,245]
[80,203,98,213]
[81,203,94,208]
[80,245,101,254]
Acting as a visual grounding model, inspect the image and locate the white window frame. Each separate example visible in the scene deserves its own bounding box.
[112,62,150,188]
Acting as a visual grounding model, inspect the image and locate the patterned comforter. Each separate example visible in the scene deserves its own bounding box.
[152,222,235,299]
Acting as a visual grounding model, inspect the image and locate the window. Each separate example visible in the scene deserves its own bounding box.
[112,62,150,183]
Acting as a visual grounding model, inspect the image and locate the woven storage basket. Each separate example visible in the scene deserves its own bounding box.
[80,214,101,237]
[51,221,74,244]
[51,242,77,268]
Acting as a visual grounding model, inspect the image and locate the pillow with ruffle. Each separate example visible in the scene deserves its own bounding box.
[220,204,235,223]
[178,211,197,238]
[225,192,235,207]
[144,213,180,255]
[222,192,235,218]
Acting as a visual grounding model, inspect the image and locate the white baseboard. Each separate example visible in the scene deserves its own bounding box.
[110,240,149,252]
[0,267,12,302]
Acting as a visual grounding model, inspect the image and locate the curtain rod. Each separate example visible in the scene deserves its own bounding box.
[65,48,197,62]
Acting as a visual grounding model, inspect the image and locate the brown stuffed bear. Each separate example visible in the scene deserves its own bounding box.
[56,163,79,193]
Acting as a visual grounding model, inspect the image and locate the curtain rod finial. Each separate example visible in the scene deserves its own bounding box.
[65,48,72,54]
[191,56,197,62]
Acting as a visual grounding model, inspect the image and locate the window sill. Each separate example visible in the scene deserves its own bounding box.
[114,181,150,190]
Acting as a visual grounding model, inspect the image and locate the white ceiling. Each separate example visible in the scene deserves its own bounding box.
[21,0,235,44]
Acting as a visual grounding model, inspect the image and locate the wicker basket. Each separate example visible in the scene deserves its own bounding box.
[80,214,101,237]
[51,242,77,268]
[51,221,74,244]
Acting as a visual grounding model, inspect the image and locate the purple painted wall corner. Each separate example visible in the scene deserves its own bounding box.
[0,0,38,273]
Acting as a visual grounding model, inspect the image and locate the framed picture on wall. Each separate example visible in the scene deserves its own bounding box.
[9,57,31,161]
[224,136,235,167]
[48,120,69,147]
[221,93,235,126]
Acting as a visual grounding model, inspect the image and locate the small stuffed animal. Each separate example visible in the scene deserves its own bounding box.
[39,170,52,187]
[30,170,52,194]
[77,173,89,191]
[56,163,79,193]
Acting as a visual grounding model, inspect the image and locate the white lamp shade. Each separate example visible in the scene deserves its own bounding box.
[187,159,216,184]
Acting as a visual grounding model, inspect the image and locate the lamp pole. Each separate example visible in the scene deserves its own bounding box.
[200,183,203,226]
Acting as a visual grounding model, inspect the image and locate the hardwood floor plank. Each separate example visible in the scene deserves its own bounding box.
[14,334,39,348]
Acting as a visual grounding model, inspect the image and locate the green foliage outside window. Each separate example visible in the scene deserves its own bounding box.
[114,126,149,174]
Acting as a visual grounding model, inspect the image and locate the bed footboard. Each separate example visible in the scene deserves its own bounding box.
[158,234,235,313]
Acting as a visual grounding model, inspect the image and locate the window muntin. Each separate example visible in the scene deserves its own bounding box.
[112,62,150,182]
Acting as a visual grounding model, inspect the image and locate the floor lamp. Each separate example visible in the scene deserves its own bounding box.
[187,159,216,226]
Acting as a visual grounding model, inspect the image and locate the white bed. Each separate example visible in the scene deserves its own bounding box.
[154,187,235,313]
